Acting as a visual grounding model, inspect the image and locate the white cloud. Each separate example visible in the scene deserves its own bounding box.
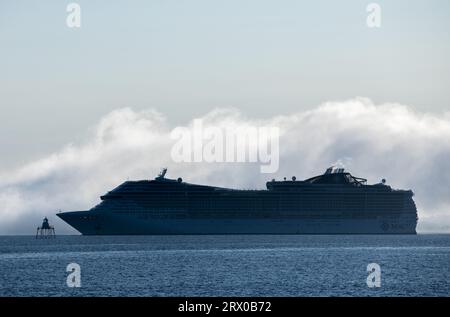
[1,98,450,234]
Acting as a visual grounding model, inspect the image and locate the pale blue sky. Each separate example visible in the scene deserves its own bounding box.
[1,0,450,168]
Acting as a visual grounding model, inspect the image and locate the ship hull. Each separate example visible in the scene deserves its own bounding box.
[57,169,418,235]
[57,211,417,235]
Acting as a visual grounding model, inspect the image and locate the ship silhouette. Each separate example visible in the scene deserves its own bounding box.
[57,167,418,234]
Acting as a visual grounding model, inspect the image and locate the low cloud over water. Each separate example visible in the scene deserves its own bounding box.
[1,98,449,234]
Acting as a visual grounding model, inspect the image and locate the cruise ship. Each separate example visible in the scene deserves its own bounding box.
[57,167,418,235]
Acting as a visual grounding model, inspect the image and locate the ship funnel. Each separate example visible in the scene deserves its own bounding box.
[157,168,167,179]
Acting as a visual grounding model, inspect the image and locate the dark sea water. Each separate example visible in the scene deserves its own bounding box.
[0,235,449,296]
